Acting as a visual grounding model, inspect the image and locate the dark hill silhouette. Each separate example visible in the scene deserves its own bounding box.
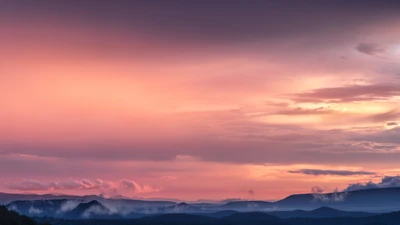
[201,210,238,218]
[5,186,400,223]
[4,187,400,214]
[0,205,50,225]
[275,193,314,209]
[285,212,400,225]
[163,202,200,213]
[222,211,281,221]
[274,187,400,212]
[103,198,175,207]
[32,210,400,225]
[1,192,176,208]
[138,213,215,225]
[311,206,375,217]
[0,192,100,205]
[268,206,376,218]
[220,200,273,210]
[6,199,77,217]
[220,212,286,225]
[64,200,119,219]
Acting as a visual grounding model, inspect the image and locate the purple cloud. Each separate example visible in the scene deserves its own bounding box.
[5,179,160,194]
[290,84,400,103]
[356,43,386,56]
[290,169,376,176]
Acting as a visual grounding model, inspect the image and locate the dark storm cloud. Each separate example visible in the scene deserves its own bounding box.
[289,169,376,176]
[1,0,399,45]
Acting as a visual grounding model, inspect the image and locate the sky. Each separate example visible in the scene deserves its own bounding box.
[0,0,400,201]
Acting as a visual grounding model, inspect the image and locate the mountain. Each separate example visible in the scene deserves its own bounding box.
[286,211,400,225]
[222,211,281,221]
[220,200,273,211]
[163,202,201,213]
[275,187,400,212]
[102,198,175,208]
[137,213,215,224]
[108,195,131,200]
[137,212,284,225]
[0,192,101,205]
[4,187,400,218]
[274,193,315,209]
[310,206,375,218]
[201,210,238,218]
[97,198,176,215]
[0,192,176,208]
[0,193,74,205]
[268,206,376,218]
[191,202,220,208]
[64,200,119,219]
[6,199,80,217]
[5,197,177,217]
[32,209,400,225]
[0,205,49,225]
[220,212,286,225]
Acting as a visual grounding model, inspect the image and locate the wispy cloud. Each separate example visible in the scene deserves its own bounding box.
[356,43,386,57]
[386,122,398,126]
[368,110,400,123]
[289,169,376,176]
[351,127,400,144]
[289,84,400,103]
[275,106,333,115]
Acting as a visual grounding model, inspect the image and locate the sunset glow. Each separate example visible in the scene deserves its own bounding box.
[1,0,400,201]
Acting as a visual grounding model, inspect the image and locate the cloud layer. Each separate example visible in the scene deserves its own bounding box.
[5,179,161,194]
[345,176,400,191]
[289,169,376,176]
[356,43,386,56]
[0,0,399,200]
[290,84,400,103]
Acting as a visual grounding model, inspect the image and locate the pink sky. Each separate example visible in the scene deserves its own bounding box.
[1,1,400,201]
